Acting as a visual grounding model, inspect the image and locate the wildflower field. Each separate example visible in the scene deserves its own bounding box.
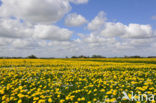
[0,58,156,103]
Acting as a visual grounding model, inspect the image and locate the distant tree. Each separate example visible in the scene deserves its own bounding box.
[78,55,88,58]
[124,55,128,58]
[71,56,78,58]
[71,55,89,58]
[129,56,141,58]
[27,55,38,59]
[91,55,105,58]
[148,56,156,58]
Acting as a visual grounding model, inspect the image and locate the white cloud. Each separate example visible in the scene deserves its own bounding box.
[48,41,73,47]
[33,24,73,41]
[0,38,12,46]
[0,18,73,41]
[11,39,37,48]
[87,11,106,31]
[100,22,126,37]
[83,33,116,48]
[0,35,156,57]
[87,11,155,39]
[129,39,153,47]
[100,23,154,39]
[0,0,71,24]
[69,0,88,4]
[115,38,155,50]
[65,13,87,27]
[0,18,33,38]
[122,24,154,39]
[0,1,156,58]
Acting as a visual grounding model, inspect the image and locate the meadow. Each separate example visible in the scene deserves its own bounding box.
[0,58,156,103]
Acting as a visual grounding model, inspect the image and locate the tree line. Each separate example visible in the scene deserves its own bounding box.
[0,55,156,59]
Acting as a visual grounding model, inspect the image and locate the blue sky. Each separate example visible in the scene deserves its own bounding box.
[0,0,156,57]
[71,0,156,24]
[56,0,156,40]
[67,0,156,27]
[0,0,155,26]
[1,0,155,31]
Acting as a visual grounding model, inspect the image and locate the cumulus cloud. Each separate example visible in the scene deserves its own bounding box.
[87,11,106,31]
[82,33,116,48]
[65,13,87,27]
[0,0,71,24]
[100,23,154,39]
[87,11,156,39]
[69,0,88,4]
[100,22,126,37]
[11,39,39,48]
[0,38,12,46]
[128,39,153,47]
[0,18,33,38]
[0,0,156,58]
[33,24,73,41]
[0,18,73,41]
[122,24,154,39]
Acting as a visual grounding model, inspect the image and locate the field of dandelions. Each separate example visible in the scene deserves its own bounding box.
[0,58,156,103]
